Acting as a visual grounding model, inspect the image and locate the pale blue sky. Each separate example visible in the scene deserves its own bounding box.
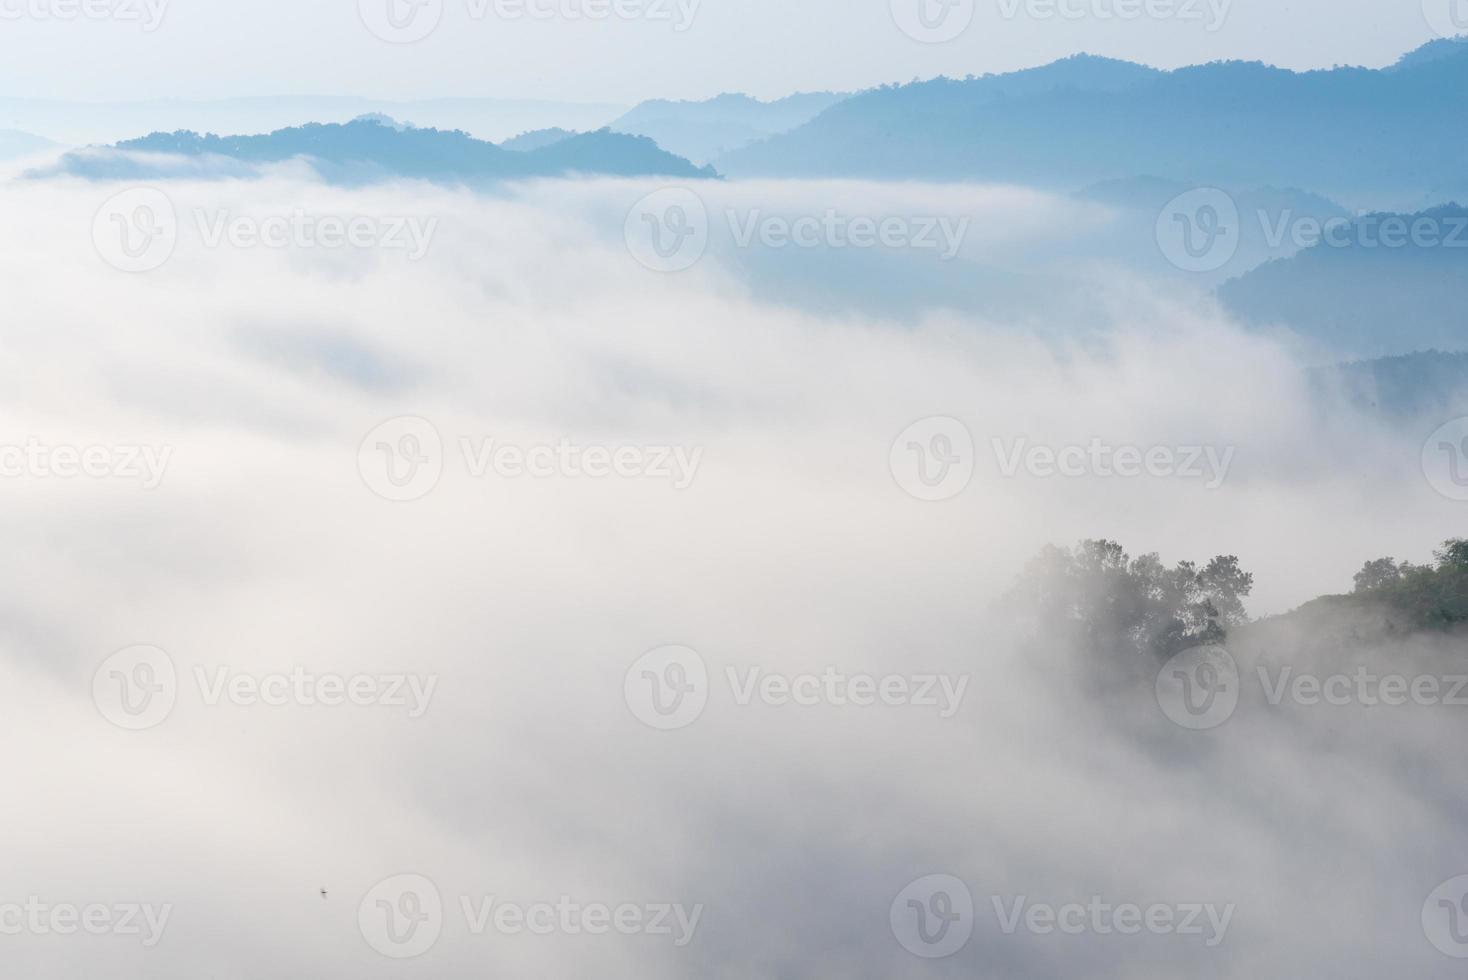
[0,0,1454,103]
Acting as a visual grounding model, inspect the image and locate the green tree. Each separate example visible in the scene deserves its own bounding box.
[1004,540,1253,659]
[1433,539,1468,570]
[1353,557,1404,592]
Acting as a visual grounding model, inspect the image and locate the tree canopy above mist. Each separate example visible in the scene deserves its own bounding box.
[1345,539,1468,629]
[1004,540,1253,659]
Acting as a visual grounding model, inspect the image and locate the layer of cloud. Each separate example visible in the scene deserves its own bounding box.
[0,173,1463,978]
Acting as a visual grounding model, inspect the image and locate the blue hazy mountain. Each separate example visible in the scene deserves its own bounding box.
[51,118,714,182]
[500,127,578,152]
[1064,177,1348,286]
[717,54,1160,177]
[0,128,59,160]
[718,43,1468,204]
[1218,204,1468,356]
[1386,36,1468,70]
[516,128,716,176]
[1312,350,1468,421]
[610,92,849,165]
[1077,176,1342,216]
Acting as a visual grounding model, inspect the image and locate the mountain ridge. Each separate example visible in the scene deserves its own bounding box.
[717,41,1468,204]
[45,118,716,183]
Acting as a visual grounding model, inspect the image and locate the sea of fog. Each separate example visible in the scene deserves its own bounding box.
[0,171,1463,979]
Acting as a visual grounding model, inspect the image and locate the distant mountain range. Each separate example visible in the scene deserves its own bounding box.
[500,128,580,152]
[22,38,1468,205]
[494,89,847,165]
[1219,204,1468,356]
[0,96,626,146]
[1073,176,1348,285]
[47,118,715,183]
[718,42,1468,206]
[0,128,57,160]
[609,92,849,165]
